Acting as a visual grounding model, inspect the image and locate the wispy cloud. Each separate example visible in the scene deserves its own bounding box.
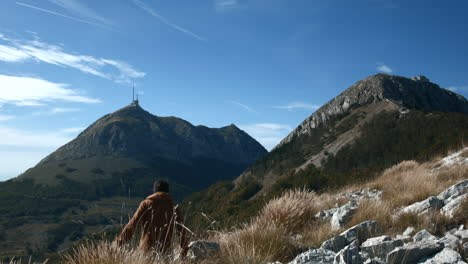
[376,63,393,73]
[230,101,257,113]
[0,33,145,83]
[0,74,100,106]
[47,0,112,25]
[215,0,238,11]
[16,2,111,30]
[0,115,15,121]
[275,102,320,111]
[239,123,293,150]
[447,86,467,92]
[51,107,81,114]
[131,0,206,41]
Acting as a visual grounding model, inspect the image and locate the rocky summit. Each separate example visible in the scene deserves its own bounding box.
[278,74,468,147]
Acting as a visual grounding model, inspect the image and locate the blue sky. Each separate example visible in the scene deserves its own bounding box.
[0,0,467,180]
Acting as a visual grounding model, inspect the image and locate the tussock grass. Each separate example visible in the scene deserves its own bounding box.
[0,258,47,264]
[301,221,340,248]
[255,189,319,232]
[216,222,296,264]
[62,241,192,264]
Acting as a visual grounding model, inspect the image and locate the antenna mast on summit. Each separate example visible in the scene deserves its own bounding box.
[131,83,139,106]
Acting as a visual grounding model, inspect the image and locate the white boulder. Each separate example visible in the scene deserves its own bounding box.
[417,248,466,264]
[288,248,336,264]
[360,236,403,260]
[331,200,359,230]
[399,196,444,215]
[414,229,439,242]
[386,240,444,264]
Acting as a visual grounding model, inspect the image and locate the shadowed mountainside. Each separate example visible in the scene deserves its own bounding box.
[183,74,468,228]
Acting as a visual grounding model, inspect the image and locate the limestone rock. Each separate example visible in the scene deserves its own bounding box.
[396,235,413,244]
[403,227,416,236]
[440,233,461,249]
[333,241,362,264]
[187,241,220,260]
[386,240,444,264]
[362,258,385,264]
[462,243,468,260]
[322,221,379,252]
[360,236,403,260]
[417,248,466,264]
[322,235,350,253]
[316,208,339,220]
[399,196,444,215]
[331,200,359,230]
[453,229,468,243]
[336,189,383,202]
[288,248,336,264]
[437,180,468,202]
[414,230,439,242]
[442,194,468,218]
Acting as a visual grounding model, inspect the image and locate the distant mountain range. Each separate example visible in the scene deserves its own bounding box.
[184,74,468,226]
[15,102,267,198]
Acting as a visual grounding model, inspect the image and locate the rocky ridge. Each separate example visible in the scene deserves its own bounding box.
[277,74,468,148]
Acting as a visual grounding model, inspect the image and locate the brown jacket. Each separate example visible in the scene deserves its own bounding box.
[117,192,188,252]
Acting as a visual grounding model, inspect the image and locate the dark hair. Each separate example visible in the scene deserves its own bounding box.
[153,180,169,193]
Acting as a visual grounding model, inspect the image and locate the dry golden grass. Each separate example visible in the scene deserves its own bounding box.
[368,161,438,209]
[216,222,296,264]
[346,200,393,230]
[301,221,340,249]
[0,258,47,264]
[460,148,468,158]
[255,189,319,233]
[62,241,186,264]
[38,148,468,264]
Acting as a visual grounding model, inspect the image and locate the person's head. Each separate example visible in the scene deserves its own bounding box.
[153,180,169,193]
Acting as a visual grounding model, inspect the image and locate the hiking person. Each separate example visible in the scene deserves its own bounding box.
[116,180,189,256]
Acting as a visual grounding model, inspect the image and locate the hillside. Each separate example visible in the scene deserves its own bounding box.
[50,146,468,264]
[183,74,468,227]
[0,101,267,261]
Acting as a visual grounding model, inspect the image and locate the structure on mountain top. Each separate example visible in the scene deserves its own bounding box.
[131,83,139,106]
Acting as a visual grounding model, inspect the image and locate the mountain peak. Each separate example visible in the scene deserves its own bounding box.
[277,74,468,147]
[36,103,267,166]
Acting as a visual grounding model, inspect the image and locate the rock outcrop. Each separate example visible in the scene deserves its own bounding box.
[286,222,468,264]
[321,221,379,253]
[316,188,382,230]
[360,236,403,260]
[399,180,468,218]
[288,248,336,264]
[386,240,444,264]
